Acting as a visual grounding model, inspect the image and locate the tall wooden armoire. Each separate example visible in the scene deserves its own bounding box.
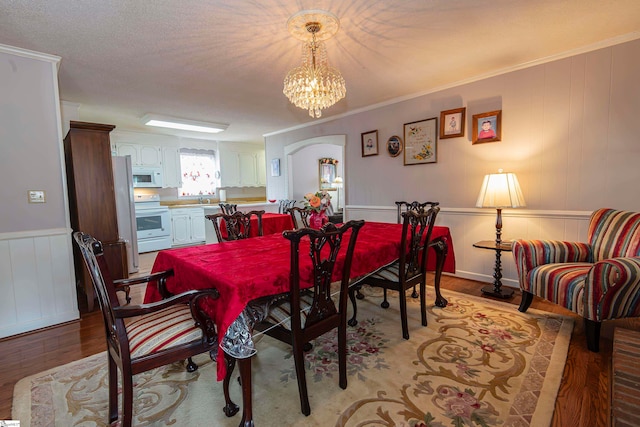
[64,121,128,312]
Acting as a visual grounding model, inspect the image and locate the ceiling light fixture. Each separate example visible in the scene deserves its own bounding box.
[283,10,346,118]
[142,114,229,134]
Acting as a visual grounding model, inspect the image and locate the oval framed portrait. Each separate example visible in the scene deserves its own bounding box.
[386,135,403,157]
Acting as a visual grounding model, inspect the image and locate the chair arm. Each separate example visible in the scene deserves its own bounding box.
[113,288,219,318]
[513,240,592,289]
[584,256,640,322]
[113,269,174,298]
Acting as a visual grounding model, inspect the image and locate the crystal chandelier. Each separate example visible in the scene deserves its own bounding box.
[283,10,346,118]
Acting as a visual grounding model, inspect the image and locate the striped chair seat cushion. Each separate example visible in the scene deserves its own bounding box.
[527,262,592,316]
[126,304,202,358]
[263,291,316,330]
[367,260,420,282]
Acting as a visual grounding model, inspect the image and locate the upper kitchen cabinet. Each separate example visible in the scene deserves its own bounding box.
[218,143,266,187]
[113,142,162,167]
[162,147,182,188]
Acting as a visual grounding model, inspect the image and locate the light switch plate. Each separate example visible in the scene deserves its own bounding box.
[28,190,46,203]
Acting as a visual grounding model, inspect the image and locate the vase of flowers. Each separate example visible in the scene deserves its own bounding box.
[303,190,331,229]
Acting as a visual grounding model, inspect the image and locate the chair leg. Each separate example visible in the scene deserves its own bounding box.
[420,281,427,327]
[584,318,601,352]
[338,322,347,390]
[348,286,359,326]
[381,289,390,308]
[223,354,240,417]
[399,289,409,340]
[122,366,134,427]
[292,340,311,416]
[411,285,419,299]
[518,291,534,312]
[186,357,198,372]
[107,354,118,424]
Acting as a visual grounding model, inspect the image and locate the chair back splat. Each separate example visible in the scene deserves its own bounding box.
[395,200,439,224]
[72,231,234,426]
[219,203,238,215]
[286,206,311,229]
[278,199,297,214]
[206,210,265,242]
[254,220,365,416]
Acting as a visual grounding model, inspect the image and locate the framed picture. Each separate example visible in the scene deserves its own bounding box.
[271,158,280,177]
[472,110,502,144]
[386,135,403,157]
[319,157,338,190]
[439,107,465,139]
[403,117,437,165]
[361,130,379,157]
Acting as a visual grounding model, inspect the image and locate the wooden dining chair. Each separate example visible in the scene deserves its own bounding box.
[252,220,365,416]
[286,206,311,229]
[72,231,239,427]
[206,210,265,242]
[278,199,297,214]
[349,206,440,339]
[219,203,238,215]
[393,200,440,299]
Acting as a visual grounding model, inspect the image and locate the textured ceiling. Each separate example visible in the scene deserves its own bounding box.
[1,0,639,143]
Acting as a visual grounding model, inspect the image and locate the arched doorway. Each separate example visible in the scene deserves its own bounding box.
[284,135,346,208]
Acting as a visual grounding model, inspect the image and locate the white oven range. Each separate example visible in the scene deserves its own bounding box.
[134,194,171,253]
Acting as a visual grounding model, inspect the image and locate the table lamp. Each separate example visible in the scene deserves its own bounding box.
[475,169,525,298]
[476,169,525,244]
[333,176,343,211]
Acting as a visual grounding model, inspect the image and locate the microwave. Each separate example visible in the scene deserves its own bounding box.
[132,166,164,188]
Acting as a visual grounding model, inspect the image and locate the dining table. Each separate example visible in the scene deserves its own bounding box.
[144,221,456,426]
[220,212,294,238]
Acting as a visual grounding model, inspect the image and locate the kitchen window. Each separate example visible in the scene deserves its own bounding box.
[178,148,219,196]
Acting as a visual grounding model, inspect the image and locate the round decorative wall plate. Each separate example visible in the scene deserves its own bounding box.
[386,135,403,157]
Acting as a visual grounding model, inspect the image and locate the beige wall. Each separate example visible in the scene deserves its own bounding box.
[0,46,67,233]
[265,38,640,214]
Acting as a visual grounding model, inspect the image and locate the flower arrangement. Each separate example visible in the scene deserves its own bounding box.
[303,190,332,213]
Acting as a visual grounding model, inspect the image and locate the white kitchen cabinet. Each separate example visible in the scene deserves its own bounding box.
[256,151,266,186]
[171,207,205,246]
[113,142,162,167]
[218,145,266,187]
[238,152,257,186]
[162,147,182,188]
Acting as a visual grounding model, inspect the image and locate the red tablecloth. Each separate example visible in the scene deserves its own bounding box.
[220,212,294,238]
[145,222,455,379]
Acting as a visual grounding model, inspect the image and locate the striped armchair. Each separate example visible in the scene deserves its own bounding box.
[513,208,640,352]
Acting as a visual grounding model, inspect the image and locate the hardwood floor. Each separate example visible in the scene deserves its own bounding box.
[1,251,636,426]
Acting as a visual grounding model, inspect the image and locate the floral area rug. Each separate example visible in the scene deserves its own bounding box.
[12,286,573,426]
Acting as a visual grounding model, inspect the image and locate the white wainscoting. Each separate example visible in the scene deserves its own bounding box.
[0,228,79,338]
[344,206,592,291]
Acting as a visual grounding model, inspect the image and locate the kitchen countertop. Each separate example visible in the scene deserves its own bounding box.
[162,200,278,209]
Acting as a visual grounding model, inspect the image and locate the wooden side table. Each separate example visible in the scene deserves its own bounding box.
[473,240,514,298]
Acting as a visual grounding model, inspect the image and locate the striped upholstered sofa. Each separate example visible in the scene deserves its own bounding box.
[513,208,640,352]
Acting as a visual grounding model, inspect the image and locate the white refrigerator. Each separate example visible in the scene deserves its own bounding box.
[112,155,139,274]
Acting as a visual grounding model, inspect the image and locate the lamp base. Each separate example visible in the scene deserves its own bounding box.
[481,285,514,299]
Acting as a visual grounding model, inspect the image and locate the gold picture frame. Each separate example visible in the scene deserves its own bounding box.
[439,107,465,139]
[472,110,502,144]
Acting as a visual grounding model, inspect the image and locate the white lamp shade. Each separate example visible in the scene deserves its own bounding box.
[476,172,526,208]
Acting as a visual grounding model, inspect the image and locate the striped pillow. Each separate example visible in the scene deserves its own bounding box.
[126,304,202,358]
